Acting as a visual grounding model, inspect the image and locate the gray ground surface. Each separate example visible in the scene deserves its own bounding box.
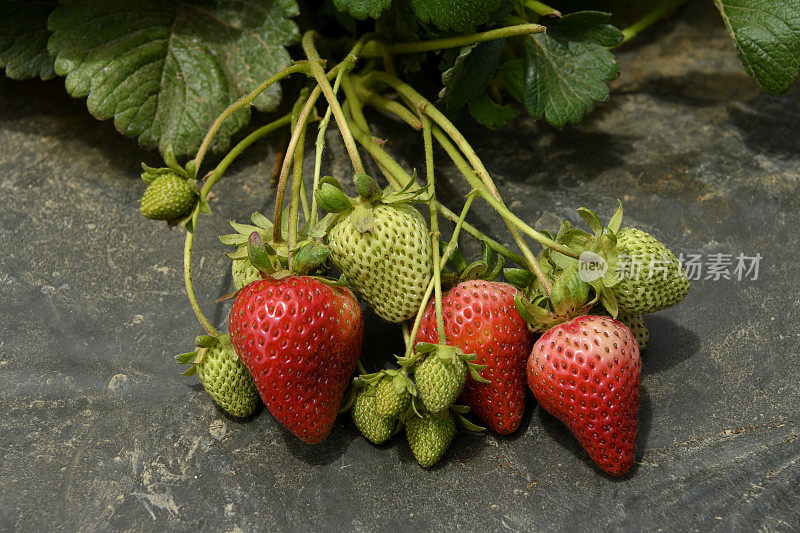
[1,4,799,531]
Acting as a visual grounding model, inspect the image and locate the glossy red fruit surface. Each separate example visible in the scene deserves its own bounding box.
[229,276,363,444]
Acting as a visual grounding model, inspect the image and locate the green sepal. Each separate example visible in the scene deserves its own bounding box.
[194,335,217,348]
[163,145,186,177]
[291,241,330,275]
[354,172,382,201]
[247,231,278,273]
[251,212,274,230]
[181,366,198,377]
[315,182,352,214]
[350,202,374,234]
[550,267,589,317]
[309,213,336,240]
[577,207,602,234]
[515,294,557,328]
[607,201,623,234]
[599,286,619,318]
[453,410,485,432]
[338,382,360,414]
[504,268,534,289]
[184,159,197,179]
[175,350,198,364]
[415,342,438,354]
[445,246,469,274]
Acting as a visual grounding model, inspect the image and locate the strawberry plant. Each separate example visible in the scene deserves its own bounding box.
[4,0,796,475]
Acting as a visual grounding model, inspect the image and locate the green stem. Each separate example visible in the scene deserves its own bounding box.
[184,115,291,336]
[287,120,308,267]
[422,116,446,344]
[355,83,422,130]
[362,72,552,294]
[344,109,526,266]
[360,23,545,57]
[184,230,218,336]
[404,192,477,359]
[193,62,310,177]
[524,0,561,17]
[476,190,579,258]
[201,114,292,194]
[311,70,350,228]
[274,89,319,243]
[619,0,689,45]
[430,129,577,259]
[302,32,364,176]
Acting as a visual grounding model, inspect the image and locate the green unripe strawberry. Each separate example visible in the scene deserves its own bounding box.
[617,312,649,351]
[352,389,395,444]
[139,173,198,221]
[414,354,467,414]
[328,204,432,323]
[232,258,261,290]
[613,228,689,314]
[405,410,457,468]
[183,336,258,418]
[375,377,412,418]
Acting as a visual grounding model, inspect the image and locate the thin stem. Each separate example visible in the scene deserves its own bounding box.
[619,0,689,45]
[524,0,561,17]
[302,32,364,175]
[422,116,446,344]
[432,127,554,294]
[404,193,477,358]
[344,109,526,266]
[202,114,292,194]
[362,72,552,294]
[184,229,218,336]
[356,83,422,130]
[431,128,578,259]
[184,114,291,336]
[274,89,319,242]
[194,62,310,176]
[360,23,545,57]
[287,120,308,266]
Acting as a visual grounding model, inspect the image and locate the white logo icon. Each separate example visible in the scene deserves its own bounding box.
[578,251,608,282]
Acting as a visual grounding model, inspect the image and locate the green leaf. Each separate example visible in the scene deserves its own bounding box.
[0,0,57,79]
[497,59,524,102]
[522,11,622,127]
[440,40,504,110]
[407,0,501,32]
[468,92,517,129]
[47,0,299,157]
[714,0,800,95]
[333,0,392,19]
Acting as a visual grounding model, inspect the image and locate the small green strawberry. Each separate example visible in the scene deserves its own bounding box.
[405,410,457,468]
[318,174,432,323]
[140,173,198,221]
[617,312,649,351]
[374,371,415,418]
[413,347,468,414]
[231,258,261,290]
[613,227,689,314]
[177,334,257,418]
[352,388,396,444]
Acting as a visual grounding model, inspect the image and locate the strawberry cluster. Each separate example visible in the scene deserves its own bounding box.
[142,45,689,477]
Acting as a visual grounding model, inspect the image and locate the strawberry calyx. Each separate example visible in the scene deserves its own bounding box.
[514,267,593,332]
[313,172,428,235]
[440,238,506,287]
[413,342,489,383]
[175,333,238,377]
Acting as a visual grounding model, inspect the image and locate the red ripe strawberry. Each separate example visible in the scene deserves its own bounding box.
[527,315,640,476]
[228,276,363,444]
[416,280,535,434]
